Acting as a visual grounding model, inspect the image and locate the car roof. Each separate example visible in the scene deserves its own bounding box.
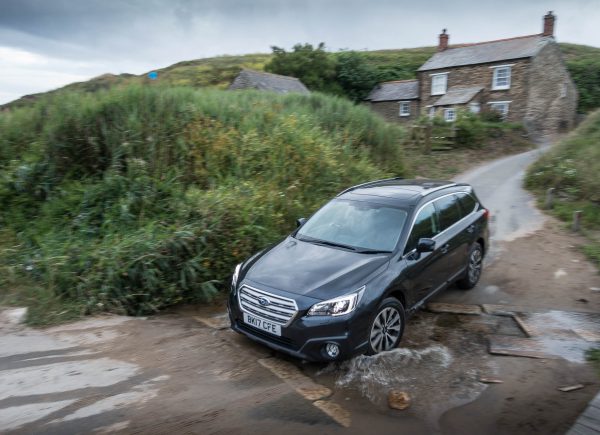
[337,178,469,206]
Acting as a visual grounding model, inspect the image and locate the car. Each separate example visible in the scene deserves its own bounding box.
[227,178,489,362]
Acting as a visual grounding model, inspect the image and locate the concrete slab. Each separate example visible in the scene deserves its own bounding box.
[426,302,482,315]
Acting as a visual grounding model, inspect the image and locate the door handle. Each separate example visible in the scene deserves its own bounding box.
[440,244,450,254]
[466,224,475,233]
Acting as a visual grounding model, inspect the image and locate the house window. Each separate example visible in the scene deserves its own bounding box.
[560,83,567,98]
[469,103,480,114]
[444,108,456,122]
[488,101,510,118]
[428,107,436,119]
[399,101,410,117]
[492,66,511,90]
[431,73,448,95]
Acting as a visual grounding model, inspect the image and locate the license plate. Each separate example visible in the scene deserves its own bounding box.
[243,312,282,336]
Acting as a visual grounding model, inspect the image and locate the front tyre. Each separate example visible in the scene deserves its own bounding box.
[367,297,405,355]
[457,243,483,289]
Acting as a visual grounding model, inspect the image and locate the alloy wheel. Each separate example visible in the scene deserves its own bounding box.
[370,307,402,353]
[468,248,483,284]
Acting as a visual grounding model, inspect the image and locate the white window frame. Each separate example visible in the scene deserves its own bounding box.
[427,106,435,119]
[443,108,456,122]
[490,64,513,90]
[469,102,481,114]
[399,101,411,117]
[560,83,567,98]
[487,101,511,118]
[430,72,448,95]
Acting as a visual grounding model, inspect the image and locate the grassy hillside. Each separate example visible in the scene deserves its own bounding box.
[5,43,599,112]
[526,109,600,266]
[0,86,404,324]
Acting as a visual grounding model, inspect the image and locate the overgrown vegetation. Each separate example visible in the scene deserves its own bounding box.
[0,86,404,324]
[526,109,600,267]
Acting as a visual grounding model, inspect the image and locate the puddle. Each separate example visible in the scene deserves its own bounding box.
[515,310,600,363]
[314,312,497,428]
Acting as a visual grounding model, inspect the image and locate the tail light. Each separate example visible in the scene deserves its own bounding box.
[482,208,490,220]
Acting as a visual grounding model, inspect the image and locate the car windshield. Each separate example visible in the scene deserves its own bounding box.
[296,199,408,252]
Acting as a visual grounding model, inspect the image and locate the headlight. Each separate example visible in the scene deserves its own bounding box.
[231,263,242,291]
[307,286,365,317]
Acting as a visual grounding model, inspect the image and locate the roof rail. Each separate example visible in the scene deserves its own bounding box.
[420,182,457,195]
[336,177,404,196]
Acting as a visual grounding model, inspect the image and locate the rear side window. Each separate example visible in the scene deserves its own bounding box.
[457,193,477,215]
[405,203,439,253]
[435,195,462,231]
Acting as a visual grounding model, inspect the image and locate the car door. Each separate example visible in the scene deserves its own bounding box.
[402,203,448,306]
[433,194,468,282]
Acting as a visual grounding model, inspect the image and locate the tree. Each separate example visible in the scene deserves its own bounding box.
[334,51,379,102]
[265,43,338,93]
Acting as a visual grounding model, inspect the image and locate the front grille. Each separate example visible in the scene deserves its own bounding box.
[237,322,297,350]
[238,285,298,326]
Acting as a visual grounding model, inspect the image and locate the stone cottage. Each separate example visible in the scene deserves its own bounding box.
[366,12,578,137]
[229,69,310,94]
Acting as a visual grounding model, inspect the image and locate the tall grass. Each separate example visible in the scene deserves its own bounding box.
[0,85,404,321]
[526,109,600,267]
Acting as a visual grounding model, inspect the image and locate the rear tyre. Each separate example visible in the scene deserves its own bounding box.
[366,297,405,355]
[457,243,483,289]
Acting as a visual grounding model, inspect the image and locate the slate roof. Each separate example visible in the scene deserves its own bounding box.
[418,34,552,71]
[365,80,419,102]
[433,86,484,106]
[229,69,310,94]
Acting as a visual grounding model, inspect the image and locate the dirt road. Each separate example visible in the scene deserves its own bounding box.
[1,147,599,434]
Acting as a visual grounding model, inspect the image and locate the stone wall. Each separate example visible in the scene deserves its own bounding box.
[418,58,531,123]
[526,42,578,137]
[368,100,420,123]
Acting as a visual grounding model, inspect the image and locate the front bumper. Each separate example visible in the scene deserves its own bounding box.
[228,284,369,362]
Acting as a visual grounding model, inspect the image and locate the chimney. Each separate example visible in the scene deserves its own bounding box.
[543,11,555,37]
[438,29,449,51]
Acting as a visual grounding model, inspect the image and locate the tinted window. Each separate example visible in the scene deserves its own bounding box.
[405,203,439,254]
[435,195,462,231]
[457,193,477,215]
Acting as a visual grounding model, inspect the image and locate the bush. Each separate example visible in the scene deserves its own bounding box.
[454,112,487,148]
[0,85,404,320]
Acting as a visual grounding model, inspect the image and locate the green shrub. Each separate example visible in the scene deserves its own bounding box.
[0,85,403,320]
[454,112,487,148]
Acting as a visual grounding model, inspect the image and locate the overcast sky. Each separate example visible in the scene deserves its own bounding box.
[1,0,599,104]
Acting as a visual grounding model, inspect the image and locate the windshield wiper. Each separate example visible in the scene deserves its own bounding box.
[355,249,393,254]
[296,235,358,251]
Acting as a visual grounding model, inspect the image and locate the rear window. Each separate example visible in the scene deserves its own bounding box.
[457,193,477,215]
[435,195,462,231]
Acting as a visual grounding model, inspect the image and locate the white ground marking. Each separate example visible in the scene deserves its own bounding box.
[0,400,76,431]
[0,358,140,401]
[554,268,567,278]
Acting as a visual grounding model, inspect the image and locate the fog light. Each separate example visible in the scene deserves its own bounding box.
[325,343,340,359]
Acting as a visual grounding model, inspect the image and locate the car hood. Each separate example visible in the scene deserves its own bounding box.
[244,237,390,300]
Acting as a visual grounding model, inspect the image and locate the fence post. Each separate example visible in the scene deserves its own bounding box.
[544,188,555,209]
[572,210,582,232]
[424,123,432,154]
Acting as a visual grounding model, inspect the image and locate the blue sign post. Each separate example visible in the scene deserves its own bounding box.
[148,71,158,80]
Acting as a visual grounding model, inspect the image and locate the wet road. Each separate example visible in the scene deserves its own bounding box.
[453,145,549,244]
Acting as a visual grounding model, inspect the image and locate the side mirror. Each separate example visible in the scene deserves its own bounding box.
[296,217,307,228]
[417,238,436,253]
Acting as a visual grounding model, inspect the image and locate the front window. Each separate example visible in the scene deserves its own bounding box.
[492,66,511,90]
[404,203,439,254]
[428,107,436,119]
[431,73,448,95]
[296,199,408,252]
[399,101,410,117]
[469,102,480,114]
[489,102,510,118]
[444,108,456,122]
